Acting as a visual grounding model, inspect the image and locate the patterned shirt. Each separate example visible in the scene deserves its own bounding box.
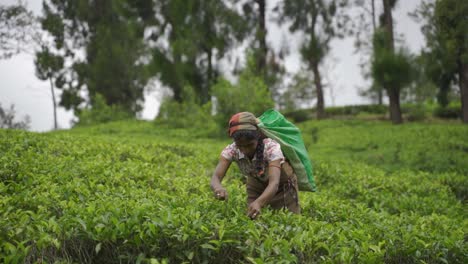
[221,138,285,182]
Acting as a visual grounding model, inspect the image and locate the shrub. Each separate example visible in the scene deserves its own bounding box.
[1,122,466,263]
[0,103,30,130]
[283,109,312,123]
[433,102,461,119]
[403,104,427,121]
[325,105,388,116]
[156,86,219,137]
[76,94,132,126]
[282,105,389,122]
[212,56,274,128]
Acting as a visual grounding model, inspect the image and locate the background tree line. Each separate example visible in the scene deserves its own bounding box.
[1,0,467,130]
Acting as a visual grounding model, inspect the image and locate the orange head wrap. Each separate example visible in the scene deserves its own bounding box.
[228,112,258,137]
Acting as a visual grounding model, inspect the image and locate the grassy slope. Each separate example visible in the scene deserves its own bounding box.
[1,120,466,263]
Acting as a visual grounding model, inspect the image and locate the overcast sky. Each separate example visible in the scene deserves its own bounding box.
[0,0,425,132]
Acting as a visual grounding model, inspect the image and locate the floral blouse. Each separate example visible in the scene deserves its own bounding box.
[221,138,284,182]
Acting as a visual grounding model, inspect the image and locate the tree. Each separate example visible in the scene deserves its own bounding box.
[40,0,151,116]
[411,1,457,108]
[372,0,406,124]
[148,0,247,104]
[0,103,30,130]
[240,0,286,104]
[277,0,350,119]
[34,46,64,130]
[212,55,274,128]
[353,0,386,105]
[0,1,35,59]
[371,26,413,124]
[279,69,317,111]
[382,0,399,123]
[399,53,437,104]
[433,0,468,123]
[242,0,268,76]
[1,1,64,129]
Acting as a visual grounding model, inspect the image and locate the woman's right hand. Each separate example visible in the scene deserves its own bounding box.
[214,187,228,201]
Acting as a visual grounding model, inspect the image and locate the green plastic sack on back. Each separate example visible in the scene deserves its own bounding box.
[258,109,316,192]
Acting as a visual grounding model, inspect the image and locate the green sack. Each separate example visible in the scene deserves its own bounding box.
[258,109,316,192]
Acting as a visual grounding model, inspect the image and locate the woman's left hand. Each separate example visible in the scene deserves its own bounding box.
[247,201,262,219]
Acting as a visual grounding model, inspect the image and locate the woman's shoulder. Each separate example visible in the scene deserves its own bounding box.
[222,142,238,153]
[262,137,280,146]
[262,137,284,161]
[262,138,283,152]
[220,142,239,161]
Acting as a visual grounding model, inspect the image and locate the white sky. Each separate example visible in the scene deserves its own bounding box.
[0,0,424,132]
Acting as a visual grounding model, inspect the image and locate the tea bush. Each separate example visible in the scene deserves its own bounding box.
[433,102,462,119]
[76,94,133,127]
[0,119,466,263]
[299,120,468,175]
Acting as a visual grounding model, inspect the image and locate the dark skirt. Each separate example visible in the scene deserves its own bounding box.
[246,161,301,214]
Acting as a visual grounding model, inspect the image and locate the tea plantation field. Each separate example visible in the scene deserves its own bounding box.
[1,120,467,263]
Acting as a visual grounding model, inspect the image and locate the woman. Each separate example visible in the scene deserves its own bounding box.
[210,112,300,219]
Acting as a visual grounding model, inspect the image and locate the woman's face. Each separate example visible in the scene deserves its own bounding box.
[235,137,258,159]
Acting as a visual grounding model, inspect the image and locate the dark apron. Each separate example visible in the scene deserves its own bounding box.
[246,161,301,214]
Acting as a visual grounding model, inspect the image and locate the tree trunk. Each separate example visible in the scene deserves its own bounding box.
[204,49,213,104]
[256,0,267,77]
[311,61,325,119]
[173,53,183,103]
[382,0,395,50]
[437,73,451,107]
[371,0,376,31]
[382,0,402,124]
[372,0,384,105]
[378,90,383,105]
[459,60,468,123]
[387,86,403,124]
[49,77,58,130]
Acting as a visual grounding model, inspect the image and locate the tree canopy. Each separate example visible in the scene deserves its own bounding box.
[1,0,468,126]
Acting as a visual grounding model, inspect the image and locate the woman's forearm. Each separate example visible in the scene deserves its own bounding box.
[211,158,230,191]
[210,174,223,191]
[255,181,279,206]
[255,162,281,206]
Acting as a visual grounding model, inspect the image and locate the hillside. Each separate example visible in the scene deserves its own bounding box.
[1,120,467,263]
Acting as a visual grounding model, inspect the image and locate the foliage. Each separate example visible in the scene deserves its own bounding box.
[277,0,351,118]
[278,0,350,63]
[433,101,462,119]
[399,53,439,104]
[147,0,247,104]
[433,0,468,65]
[414,0,468,122]
[0,119,466,263]
[352,0,383,104]
[300,119,468,175]
[433,0,468,122]
[283,109,314,123]
[401,104,427,121]
[371,29,414,92]
[212,56,274,128]
[325,104,388,116]
[75,94,132,127]
[35,45,65,130]
[411,1,458,108]
[0,103,30,130]
[284,103,466,122]
[40,0,150,115]
[0,1,36,59]
[34,46,64,82]
[156,86,219,138]
[241,0,287,101]
[279,69,316,111]
[284,105,388,123]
